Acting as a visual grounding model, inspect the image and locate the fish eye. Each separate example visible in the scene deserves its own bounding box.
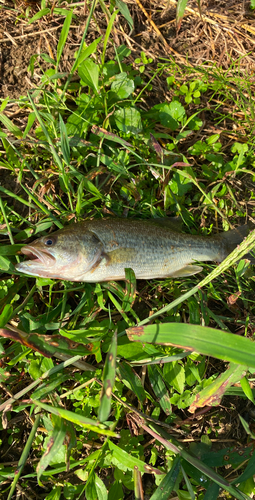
[44,236,56,247]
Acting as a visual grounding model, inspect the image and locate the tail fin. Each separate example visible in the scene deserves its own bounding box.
[216,224,255,263]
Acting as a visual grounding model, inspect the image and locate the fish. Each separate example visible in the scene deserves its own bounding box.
[15,218,251,282]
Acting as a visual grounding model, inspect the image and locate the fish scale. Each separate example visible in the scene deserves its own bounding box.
[15,218,250,282]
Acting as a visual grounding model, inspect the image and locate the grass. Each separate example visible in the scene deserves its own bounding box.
[1,1,255,499]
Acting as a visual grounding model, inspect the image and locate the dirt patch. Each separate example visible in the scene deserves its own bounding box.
[0,0,255,100]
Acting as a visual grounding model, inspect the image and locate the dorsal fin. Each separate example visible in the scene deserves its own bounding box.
[151,217,183,232]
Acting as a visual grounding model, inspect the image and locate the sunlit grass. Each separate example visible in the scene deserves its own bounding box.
[0,1,255,498]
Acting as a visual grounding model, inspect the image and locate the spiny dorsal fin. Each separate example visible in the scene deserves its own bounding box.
[151,216,183,232]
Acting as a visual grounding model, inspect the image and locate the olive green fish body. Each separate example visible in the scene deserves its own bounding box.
[15,219,249,282]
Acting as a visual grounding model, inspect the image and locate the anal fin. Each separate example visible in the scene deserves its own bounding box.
[167,265,203,278]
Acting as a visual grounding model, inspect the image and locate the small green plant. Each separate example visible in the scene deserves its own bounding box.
[134,51,153,74]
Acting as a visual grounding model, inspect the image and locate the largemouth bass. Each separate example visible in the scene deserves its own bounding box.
[15,218,250,282]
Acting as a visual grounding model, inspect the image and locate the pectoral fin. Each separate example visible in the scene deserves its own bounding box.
[167,265,203,278]
[107,247,137,265]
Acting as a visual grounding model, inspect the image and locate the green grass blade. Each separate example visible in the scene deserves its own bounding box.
[37,416,68,486]
[203,481,220,499]
[32,400,118,436]
[0,113,22,138]
[0,355,83,412]
[28,8,50,24]
[145,422,250,500]
[117,361,147,404]
[75,37,102,68]
[101,9,119,66]
[61,0,98,95]
[189,362,246,412]
[59,114,70,165]
[98,330,117,422]
[19,183,63,228]
[127,323,255,368]
[7,414,41,500]
[176,0,189,31]
[147,365,171,415]
[57,10,73,69]
[150,457,181,500]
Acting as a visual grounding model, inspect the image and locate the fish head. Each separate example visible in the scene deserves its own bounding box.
[15,227,104,281]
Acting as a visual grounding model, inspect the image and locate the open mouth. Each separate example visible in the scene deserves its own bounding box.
[21,245,56,267]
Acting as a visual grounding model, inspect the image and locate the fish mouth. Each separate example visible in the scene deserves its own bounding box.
[20,245,56,267]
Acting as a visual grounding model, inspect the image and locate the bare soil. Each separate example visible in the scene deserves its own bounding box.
[0,0,255,100]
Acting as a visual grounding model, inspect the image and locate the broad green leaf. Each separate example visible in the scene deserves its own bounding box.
[199,444,254,468]
[75,37,102,69]
[114,107,142,134]
[78,59,99,92]
[95,474,108,500]
[232,450,255,485]
[45,486,62,500]
[163,360,185,394]
[108,480,124,499]
[98,331,117,422]
[85,473,108,500]
[117,336,160,361]
[127,323,255,368]
[108,441,162,475]
[115,0,133,29]
[111,72,134,98]
[0,256,16,273]
[85,472,98,500]
[157,102,186,131]
[0,244,23,255]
